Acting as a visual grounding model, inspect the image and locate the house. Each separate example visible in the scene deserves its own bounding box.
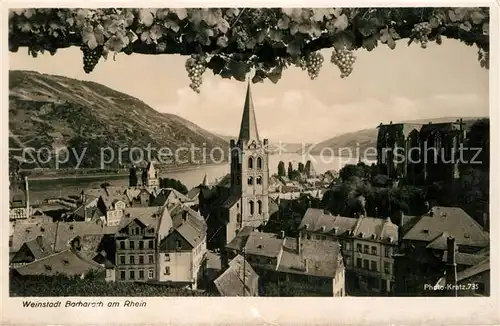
[14,248,105,279]
[152,188,194,207]
[114,206,164,282]
[186,174,209,206]
[226,230,345,296]
[214,254,259,296]
[10,235,54,267]
[394,206,489,296]
[298,208,399,295]
[157,204,208,289]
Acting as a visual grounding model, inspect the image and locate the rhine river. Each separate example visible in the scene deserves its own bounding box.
[27,154,374,203]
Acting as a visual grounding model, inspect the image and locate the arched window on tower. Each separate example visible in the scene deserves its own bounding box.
[248,157,254,169]
[257,157,262,169]
[247,176,254,185]
[249,200,254,215]
[257,200,262,214]
[256,176,262,185]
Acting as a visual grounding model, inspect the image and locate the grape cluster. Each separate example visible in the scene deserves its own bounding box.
[185,54,207,93]
[411,22,432,48]
[330,47,356,78]
[233,26,249,50]
[81,45,102,74]
[303,52,324,80]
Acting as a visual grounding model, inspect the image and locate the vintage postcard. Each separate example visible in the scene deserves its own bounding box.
[2,1,499,325]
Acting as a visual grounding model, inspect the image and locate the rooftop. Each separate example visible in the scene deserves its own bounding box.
[214,254,259,297]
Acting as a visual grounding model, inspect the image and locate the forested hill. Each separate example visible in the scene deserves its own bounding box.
[9,70,229,169]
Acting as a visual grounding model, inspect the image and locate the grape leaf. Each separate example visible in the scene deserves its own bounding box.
[290,22,299,35]
[224,8,239,18]
[358,20,377,37]
[140,31,152,44]
[362,35,377,51]
[459,21,472,32]
[164,19,180,32]
[470,10,486,25]
[429,17,440,29]
[201,8,222,26]
[379,28,389,43]
[333,14,349,32]
[228,61,247,81]
[156,9,170,20]
[448,10,458,22]
[312,8,332,22]
[149,24,165,41]
[105,35,125,52]
[93,26,105,45]
[387,37,396,49]
[278,16,290,29]
[103,18,119,35]
[332,31,355,50]
[252,69,267,83]
[482,22,489,35]
[82,26,98,50]
[217,35,228,47]
[195,28,214,46]
[216,19,230,33]
[286,37,303,56]
[139,9,154,27]
[283,8,303,22]
[172,8,188,20]
[389,27,400,40]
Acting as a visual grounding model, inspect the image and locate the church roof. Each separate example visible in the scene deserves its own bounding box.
[238,82,260,142]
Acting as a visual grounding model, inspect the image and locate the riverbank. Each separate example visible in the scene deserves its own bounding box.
[25,162,227,181]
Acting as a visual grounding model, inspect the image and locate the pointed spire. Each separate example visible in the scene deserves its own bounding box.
[238,81,260,142]
[201,173,208,187]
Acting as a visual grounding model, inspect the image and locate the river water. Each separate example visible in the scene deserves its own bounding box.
[26,154,374,203]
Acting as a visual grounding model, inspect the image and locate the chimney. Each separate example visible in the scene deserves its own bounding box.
[84,206,87,221]
[280,230,285,239]
[446,236,458,297]
[304,259,309,272]
[398,210,405,226]
[482,213,489,231]
[24,176,30,218]
[296,235,301,255]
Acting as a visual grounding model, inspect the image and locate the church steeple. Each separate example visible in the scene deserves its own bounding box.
[238,82,260,142]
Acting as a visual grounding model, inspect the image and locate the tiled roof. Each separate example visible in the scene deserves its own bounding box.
[120,206,163,231]
[222,194,240,208]
[299,208,398,243]
[402,207,489,247]
[10,235,54,263]
[11,222,59,253]
[278,237,342,278]
[170,204,207,248]
[244,232,284,258]
[442,251,488,267]
[186,187,201,200]
[214,254,259,296]
[72,204,105,221]
[15,248,104,277]
[226,226,255,252]
[268,197,279,216]
[299,208,357,236]
[426,232,450,250]
[456,256,490,282]
[55,221,104,252]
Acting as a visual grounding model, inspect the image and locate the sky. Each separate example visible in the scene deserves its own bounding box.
[9,38,489,143]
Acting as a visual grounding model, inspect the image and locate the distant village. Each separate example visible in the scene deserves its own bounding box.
[9,84,490,297]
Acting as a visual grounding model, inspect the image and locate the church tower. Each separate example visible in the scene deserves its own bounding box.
[230,82,270,227]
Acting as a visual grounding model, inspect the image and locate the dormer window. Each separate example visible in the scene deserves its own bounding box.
[422,229,429,234]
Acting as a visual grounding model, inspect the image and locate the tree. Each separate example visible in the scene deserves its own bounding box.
[298,162,305,173]
[277,161,286,177]
[159,177,189,194]
[9,8,489,93]
[129,167,138,187]
[305,160,312,177]
[287,162,294,179]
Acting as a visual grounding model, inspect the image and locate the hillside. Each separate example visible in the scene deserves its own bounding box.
[8,70,229,170]
[308,117,487,158]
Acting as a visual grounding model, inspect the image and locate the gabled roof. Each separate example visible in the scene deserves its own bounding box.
[119,206,162,232]
[186,187,201,200]
[222,194,240,208]
[244,232,284,258]
[15,248,104,277]
[11,235,54,263]
[226,226,255,252]
[55,221,104,252]
[214,254,259,297]
[402,207,489,247]
[442,251,488,267]
[278,237,342,278]
[11,222,59,253]
[238,82,260,143]
[170,204,207,248]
